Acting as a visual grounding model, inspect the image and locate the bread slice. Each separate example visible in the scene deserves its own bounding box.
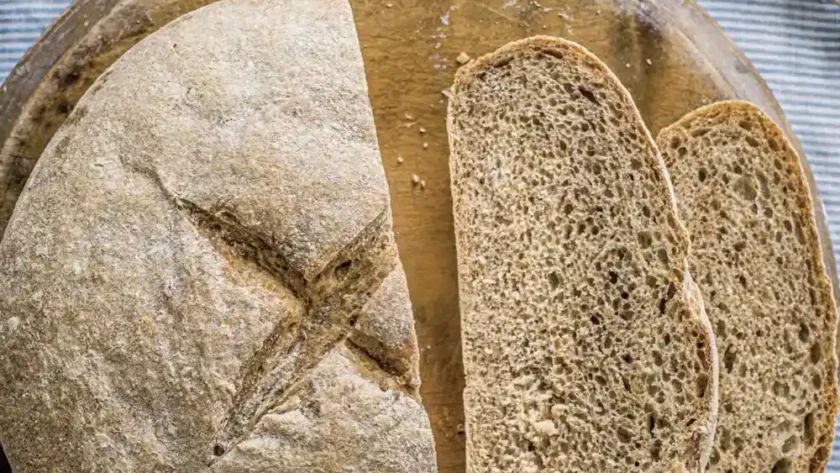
[447,36,718,473]
[656,101,839,473]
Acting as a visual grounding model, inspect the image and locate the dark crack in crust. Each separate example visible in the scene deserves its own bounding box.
[121,158,404,464]
[199,205,398,464]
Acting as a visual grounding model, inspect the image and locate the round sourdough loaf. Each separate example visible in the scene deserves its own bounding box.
[0,1,436,472]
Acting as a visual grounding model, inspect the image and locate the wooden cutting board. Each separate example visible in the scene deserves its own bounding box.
[0,1,835,472]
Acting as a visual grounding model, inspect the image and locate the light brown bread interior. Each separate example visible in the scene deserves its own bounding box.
[657,101,839,473]
[448,36,718,473]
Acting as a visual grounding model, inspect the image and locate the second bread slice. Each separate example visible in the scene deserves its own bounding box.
[448,36,718,473]
[657,101,839,473]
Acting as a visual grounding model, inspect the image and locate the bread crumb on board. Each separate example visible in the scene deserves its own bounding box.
[423,142,429,149]
[397,156,404,164]
[419,127,427,134]
[456,52,472,65]
[420,180,426,190]
[411,174,420,185]
[646,58,653,65]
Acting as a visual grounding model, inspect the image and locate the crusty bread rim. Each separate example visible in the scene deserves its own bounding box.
[447,35,720,472]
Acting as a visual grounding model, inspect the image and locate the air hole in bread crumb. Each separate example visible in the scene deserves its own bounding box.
[781,221,793,234]
[734,241,746,252]
[810,343,822,364]
[540,48,564,61]
[698,168,708,182]
[578,85,600,105]
[745,135,760,148]
[213,444,226,456]
[723,346,736,373]
[769,139,781,152]
[695,374,709,398]
[773,381,789,397]
[707,447,720,466]
[772,458,792,473]
[493,57,512,68]
[738,120,753,131]
[782,436,797,453]
[616,426,632,443]
[804,413,815,445]
[547,271,560,289]
[637,231,653,249]
[656,249,669,265]
[652,350,664,366]
[717,320,727,338]
[734,176,757,200]
[794,221,806,245]
[621,376,632,392]
[760,177,774,205]
[691,127,710,137]
[799,323,811,342]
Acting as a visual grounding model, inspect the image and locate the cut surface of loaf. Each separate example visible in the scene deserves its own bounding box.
[448,36,718,473]
[0,0,436,472]
[657,101,839,473]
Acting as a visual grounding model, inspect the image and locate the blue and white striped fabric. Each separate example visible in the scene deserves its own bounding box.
[0,0,840,470]
[0,0,69,78]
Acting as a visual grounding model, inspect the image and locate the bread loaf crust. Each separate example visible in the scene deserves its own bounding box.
[449,36,717,473]
[0,1,436,471]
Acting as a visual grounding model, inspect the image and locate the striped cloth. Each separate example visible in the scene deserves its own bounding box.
[0,0,839,471]
[0,1,68,76]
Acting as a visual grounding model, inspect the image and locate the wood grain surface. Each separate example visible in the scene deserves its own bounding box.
[0,1,835,472]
